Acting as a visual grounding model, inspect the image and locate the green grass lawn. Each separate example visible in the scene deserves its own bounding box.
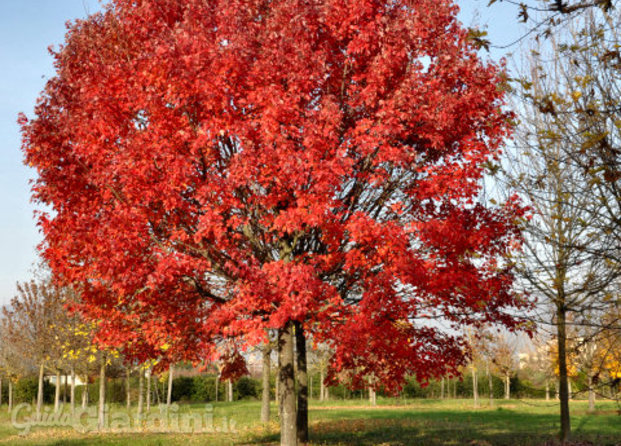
[0,398,618,445]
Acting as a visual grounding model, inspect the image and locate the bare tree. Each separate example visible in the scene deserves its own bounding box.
[504,6,621,439]
[1,280,67,420]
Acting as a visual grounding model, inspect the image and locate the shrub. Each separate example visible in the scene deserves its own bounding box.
[14,377,54,404]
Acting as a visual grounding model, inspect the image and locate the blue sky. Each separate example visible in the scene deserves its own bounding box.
[0,0,527,306]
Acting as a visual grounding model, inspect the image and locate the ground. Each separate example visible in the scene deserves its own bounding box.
[0,399,619,445]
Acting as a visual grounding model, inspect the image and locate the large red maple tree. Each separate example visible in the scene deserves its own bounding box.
[22,0,529,443]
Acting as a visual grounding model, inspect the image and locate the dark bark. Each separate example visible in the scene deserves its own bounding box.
[557,304,571,442]
[261,344,271,424]
[294,321,308,443]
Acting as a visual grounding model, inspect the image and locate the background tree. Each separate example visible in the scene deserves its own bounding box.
[519,335,556,400]
[1,280,66,420]
[504,5,621,438]
[491,334,519,400]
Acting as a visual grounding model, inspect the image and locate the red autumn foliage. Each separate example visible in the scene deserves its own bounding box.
[21,0,529,388]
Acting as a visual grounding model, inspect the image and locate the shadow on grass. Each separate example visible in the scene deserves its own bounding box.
[251,409,620,446]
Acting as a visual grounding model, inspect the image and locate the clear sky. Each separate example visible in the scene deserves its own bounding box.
[0,0,528,306]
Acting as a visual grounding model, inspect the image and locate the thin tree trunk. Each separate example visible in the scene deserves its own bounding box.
[504,374,510,400]
[137,368,144,419]
[167,365,174,407]
[588,374,595,412]
[54,371,61,413]
[557,305,571,442]
[36,363,44,421]
[63,372,68,404]
[472,367,478,408]
[294,321,308,443]
[440,377,445,399]
[568,380,572,400]
[8,380,12,413]
[319,369,325,402]
[261,344,271,424]
[126,368,131,410]
[98,359,106,430]
[545,379,550,401]
[146,369,151,412]
[215,374,219,403]
[369,387,377,406]
[82,375,89,409]
[487,362,493,406]
[227,379,233,402]
[70,366,76,415]
[278,321,297,446]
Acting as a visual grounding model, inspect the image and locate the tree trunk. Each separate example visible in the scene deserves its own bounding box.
[167,365,174,407]
[294,321,308,443]
[369,387,377,406]
[36,363,44,421]
[126,368,131,410]
[146,369,151,412]
[154,374,161,405]
[261,344,271,424]
[70,366,76,415]
[325,386,329,400]
[98,359,106,430]
[278,321,297,446]
[472,367,478,408]
[319,369,325,402]
[63,372,68,404]
[440,377,445,399]
[227,379,233,402]
[568,380,572,400]
[588,374,595,412]
[8,380,13,413]
[545,379,550,401]
[54,371,61,413]
[215,374,219,403]
[138,368,144,419]
[82,375,89,409]
[557,305,571,442]
[504,374,510,400]
[487,362,493,406]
